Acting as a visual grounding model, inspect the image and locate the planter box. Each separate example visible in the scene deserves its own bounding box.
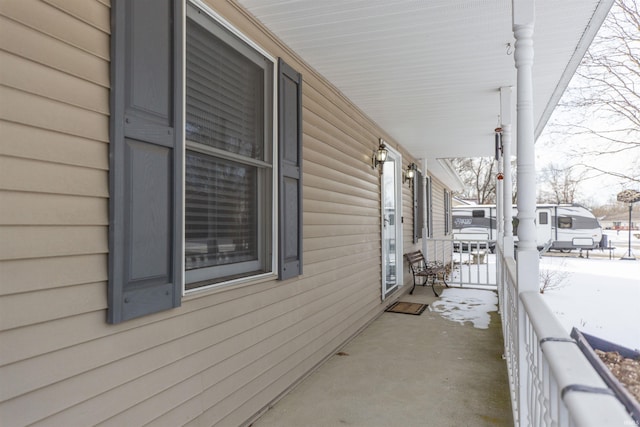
[571,327,640,423]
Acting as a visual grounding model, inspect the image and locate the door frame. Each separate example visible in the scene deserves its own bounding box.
[380,146,403,299]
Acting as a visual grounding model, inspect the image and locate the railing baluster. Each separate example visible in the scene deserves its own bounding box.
[422,237,632,427]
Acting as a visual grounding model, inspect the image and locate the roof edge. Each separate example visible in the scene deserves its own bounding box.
[534,0,615,140]
[430,158,465,192]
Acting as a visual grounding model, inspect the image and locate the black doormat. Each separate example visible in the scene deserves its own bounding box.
[385,301,428,315]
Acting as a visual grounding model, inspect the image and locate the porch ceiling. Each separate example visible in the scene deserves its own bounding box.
[238,0,611,186]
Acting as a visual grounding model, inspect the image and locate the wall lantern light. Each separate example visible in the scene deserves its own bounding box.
[372,139,389,171]
[403,163,417,187]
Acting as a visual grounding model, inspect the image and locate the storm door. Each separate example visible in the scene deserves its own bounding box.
[381,148,403,298]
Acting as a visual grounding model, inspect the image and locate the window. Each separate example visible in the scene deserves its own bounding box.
[558,216,572,229]
[539,211,548,225]
[108,0,302,323]
[444,190,451,235]
[184,6,274,287]
[472,210,485,218]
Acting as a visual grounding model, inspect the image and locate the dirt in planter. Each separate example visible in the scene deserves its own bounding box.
[596,349,640,404]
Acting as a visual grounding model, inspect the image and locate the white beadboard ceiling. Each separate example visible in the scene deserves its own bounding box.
[238,0,612,186]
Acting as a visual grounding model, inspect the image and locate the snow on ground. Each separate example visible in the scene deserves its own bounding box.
[539,253,640,350]
[601,229,640,259]
[429,288,498,329]
[429,229,639,347]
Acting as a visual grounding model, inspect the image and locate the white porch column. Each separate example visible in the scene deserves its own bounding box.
[513,2,538,426]
[421,158,429,257]
[501,86,515,258]
[513,0,538,286]
[496,140,503,238]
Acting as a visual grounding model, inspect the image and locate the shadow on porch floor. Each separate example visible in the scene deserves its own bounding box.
[253,285,513,427]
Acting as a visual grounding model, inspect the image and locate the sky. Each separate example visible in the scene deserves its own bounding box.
[534,0,639,207]
[536,113,638,206]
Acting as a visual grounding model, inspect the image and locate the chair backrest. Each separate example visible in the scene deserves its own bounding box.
[404,251,425,272]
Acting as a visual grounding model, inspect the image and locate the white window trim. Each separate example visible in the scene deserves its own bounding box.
[183,0,279,295]
[380,145,403,299]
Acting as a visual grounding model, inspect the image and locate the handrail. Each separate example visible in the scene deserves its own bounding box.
[518,291,633,426]
[424,237,497,288]
[431,239,635,426]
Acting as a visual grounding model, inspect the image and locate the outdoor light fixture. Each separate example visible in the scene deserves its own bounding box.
[372,139,388,171]
[403,163,417,187]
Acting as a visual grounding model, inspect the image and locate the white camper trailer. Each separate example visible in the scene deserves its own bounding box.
[451,205,498,252]
[452,204,603,252]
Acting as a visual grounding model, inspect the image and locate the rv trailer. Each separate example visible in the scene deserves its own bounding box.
[452,204,603,252]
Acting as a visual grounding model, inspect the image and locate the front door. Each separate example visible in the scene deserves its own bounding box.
[381,148,402,298]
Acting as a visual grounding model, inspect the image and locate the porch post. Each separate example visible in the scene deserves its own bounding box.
[513,1,538,426]
[421,158,428,257]
[501,86,514,258]
[513,1,538,286]
[496,149,503,238]
[495,128,504,308]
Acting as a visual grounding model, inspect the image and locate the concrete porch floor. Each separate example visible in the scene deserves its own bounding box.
[253,285,513,427]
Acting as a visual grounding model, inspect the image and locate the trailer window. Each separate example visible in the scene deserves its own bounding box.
[558,216,572,229]
[539,212,548,225]
[472,210,485,218]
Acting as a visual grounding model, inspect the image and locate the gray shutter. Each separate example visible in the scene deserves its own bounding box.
[444,190,451,235]
[108,0,184,323]
[278,59,303,280]
[413,170,423,243]
[427,177,433,238]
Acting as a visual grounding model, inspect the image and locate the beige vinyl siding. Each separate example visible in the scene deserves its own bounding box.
[0,1,444,426]
[0,1,112,425]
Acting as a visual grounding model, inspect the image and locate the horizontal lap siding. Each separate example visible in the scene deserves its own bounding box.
[0,1,422,426]
[0,2,112,426]
[0,0,110,318]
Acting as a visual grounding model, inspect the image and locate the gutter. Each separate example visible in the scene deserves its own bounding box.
[436,158,465,192]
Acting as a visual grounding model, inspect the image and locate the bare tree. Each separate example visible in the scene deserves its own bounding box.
[452,157,496,204]
[544,0,640,185]
[539,262,570,294]
[538,163,584,204]
[452,157,517,204]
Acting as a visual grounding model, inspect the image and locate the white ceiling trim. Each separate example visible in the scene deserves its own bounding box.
[238,0,612,185]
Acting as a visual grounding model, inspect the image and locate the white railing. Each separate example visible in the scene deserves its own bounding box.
[424,238,497,289]
[425,238,635,426]
[496,243,634,427]
[496,243,520,424]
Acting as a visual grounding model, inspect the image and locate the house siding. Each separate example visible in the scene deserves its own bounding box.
[0,1,443,425]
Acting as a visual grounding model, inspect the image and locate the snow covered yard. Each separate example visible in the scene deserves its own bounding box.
[429,229,639,350]
[539,253,640,350]
[600,229,640,259]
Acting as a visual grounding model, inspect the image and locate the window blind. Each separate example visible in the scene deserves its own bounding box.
[185,151,258,270]
[185,17,266,160]
[184,14,271,282]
